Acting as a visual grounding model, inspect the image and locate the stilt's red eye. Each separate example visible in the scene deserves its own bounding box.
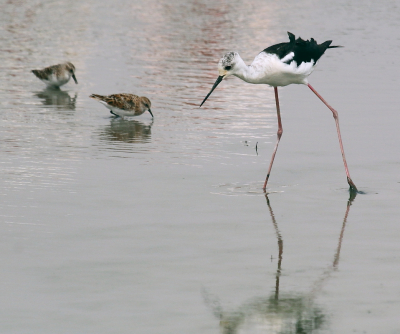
[225,66,232,70]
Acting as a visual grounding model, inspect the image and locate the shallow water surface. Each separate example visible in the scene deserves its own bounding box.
[1,0,400,333]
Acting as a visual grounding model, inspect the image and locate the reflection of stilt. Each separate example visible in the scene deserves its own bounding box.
[203,190,358,334]
[265,193,283,301]
[333,188,357,268]
[311,188,358,298]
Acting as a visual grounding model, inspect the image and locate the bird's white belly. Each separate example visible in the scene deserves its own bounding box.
[111,108,135,117]
[244,53,316,87]
[257,70,309,86]
[99,101,135,117]
[43,73,70,87]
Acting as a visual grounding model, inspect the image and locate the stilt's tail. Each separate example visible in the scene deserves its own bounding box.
[321,40,343,49]
[319,41,343,54]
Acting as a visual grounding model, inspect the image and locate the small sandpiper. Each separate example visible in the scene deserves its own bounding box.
[32,62,78,88]
[89,93,153,118]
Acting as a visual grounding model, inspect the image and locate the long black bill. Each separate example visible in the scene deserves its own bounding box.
[72,73,78,84]
[148,109,154,117]
[200,75,224,107]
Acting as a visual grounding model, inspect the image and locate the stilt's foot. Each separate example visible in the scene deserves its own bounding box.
[347,177,358,192]
[348,186,357,203]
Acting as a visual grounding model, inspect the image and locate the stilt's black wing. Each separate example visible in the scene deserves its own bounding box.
[262,32,340,65]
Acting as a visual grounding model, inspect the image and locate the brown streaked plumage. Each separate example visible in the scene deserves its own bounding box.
[32,62,78,88]
[89,93,153,118]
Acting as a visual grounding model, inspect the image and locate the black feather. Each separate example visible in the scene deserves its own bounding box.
[263,32,342,66]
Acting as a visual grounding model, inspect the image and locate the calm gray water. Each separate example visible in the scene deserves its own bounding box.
[1,0,400,333]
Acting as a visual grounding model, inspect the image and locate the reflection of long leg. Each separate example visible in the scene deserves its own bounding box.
[264,192,283,300]
[263,87,282,190]
[310,189,357,297]
[333,188,357,268]
[307,84,357,191]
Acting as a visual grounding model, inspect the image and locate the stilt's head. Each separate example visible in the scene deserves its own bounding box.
[200,51,239,107]
[217,51,239,77]
[140,96,153,117]
[65,62,78,84]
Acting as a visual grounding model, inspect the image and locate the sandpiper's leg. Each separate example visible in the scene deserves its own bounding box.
[110,110,119,117]
[263,87,283,190]
[307,83,357,191]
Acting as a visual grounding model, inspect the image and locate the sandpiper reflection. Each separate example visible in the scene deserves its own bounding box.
[35,87,77,110]
[99,118,153,144]
[204,190,357,334]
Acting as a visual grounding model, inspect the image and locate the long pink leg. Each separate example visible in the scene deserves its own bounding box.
[308,83,357,191]
[263,87,282,190]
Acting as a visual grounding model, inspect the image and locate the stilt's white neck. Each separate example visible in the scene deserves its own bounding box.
[231,56,254,83]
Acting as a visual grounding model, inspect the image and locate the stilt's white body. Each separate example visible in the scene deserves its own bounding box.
[220,52,316,87]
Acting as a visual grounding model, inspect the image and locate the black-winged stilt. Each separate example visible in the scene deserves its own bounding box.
[200,32,357,191]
